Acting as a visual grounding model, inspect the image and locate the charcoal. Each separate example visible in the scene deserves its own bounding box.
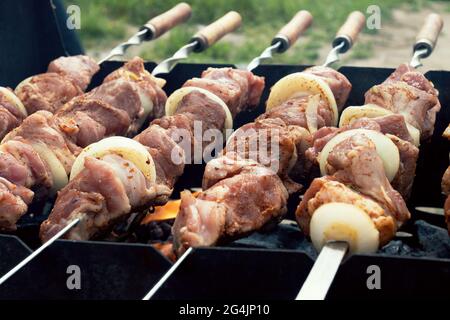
[134,220,175,243]
[230,222,318,259]
[228,219,450,260]
[380,240,418,256]
[415,220,450,258]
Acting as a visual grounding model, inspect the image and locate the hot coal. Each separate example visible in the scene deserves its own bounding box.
[134,219,174,244]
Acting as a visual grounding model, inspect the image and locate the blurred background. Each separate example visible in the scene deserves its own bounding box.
[67,0,448,69]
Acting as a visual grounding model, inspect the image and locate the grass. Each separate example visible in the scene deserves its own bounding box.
[66,0,431,64]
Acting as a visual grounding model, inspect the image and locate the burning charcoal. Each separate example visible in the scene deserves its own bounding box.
[160,220,174,238]
[135,221,171,242]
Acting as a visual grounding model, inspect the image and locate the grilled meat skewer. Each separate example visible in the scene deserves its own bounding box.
[297,63,440,253]
[40,68,265,242]
[0,56,99,141]
[173,66,352,256]
[0,57,166,231]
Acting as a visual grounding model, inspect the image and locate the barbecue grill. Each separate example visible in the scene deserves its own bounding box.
[0,2,449,300]
[0,61,449,299]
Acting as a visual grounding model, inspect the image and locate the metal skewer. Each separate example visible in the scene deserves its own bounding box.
[297,13,443,301]
[296,241,348,300]
[295,12,365,300]
[152,11,242,76]
[410,13,443,68]
[247,10,313,72]
[323,11,365,67]
[98,3,192,64]
[415,206,445,216]
[0,218,80,285]
[142,247,193,300]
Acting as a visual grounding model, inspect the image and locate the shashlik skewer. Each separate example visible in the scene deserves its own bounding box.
[0,57,166,231]
[0,12,244,233]
[297,13,443,300]
[142,11,364,300]
[40,67,265,242]
[170,11,362,257]
[0,57,167,286]
[0,3,192,141]
[0,56,99,140]
[38,10,315,243]
[246,10,313,71]
[98,2,192,64]
[152,11,242,76]
[323,11,365,67]
[0,19,252,287]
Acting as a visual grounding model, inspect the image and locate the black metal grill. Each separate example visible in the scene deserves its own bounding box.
[0,61,449,299]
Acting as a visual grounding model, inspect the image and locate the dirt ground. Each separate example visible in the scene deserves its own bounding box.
[335,3,450,71]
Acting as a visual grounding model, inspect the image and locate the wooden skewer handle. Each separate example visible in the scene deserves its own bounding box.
[141,3,192,40]
[332,11,366,53]
[273,10,313,53]
[414,13,444,57]
[192,11,242,52]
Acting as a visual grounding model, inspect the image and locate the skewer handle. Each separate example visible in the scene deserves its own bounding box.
[414,13,443,58]
[272,10,313,53]
[141,3,192,40]
[332,11,366,53]
[192,11,242,52]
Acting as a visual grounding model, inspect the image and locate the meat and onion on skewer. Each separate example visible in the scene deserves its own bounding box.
[37,9,314,242]
[0,56,98,140]
[297,13,443,300]
[0,9,247,235]
[170,12,363,256]
[0,57,167,286]
[37,9,271,243]
[0,9,270,286]
[0,3,192,141]
[40,65,265,243]
[0,12,253,287]
[0,57,167,233]
[140,11,364,300]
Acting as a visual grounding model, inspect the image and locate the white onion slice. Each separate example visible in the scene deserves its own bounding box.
[133,83,155,129]
[339,104,420,147]
[0,87,27,117]
[31,142,69,193]
[266,73,338,125]
[305,94,320,133]
[165,87,233,131]
[319,129,400,182]
[70,136,156,183]
[310,202,379,254]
